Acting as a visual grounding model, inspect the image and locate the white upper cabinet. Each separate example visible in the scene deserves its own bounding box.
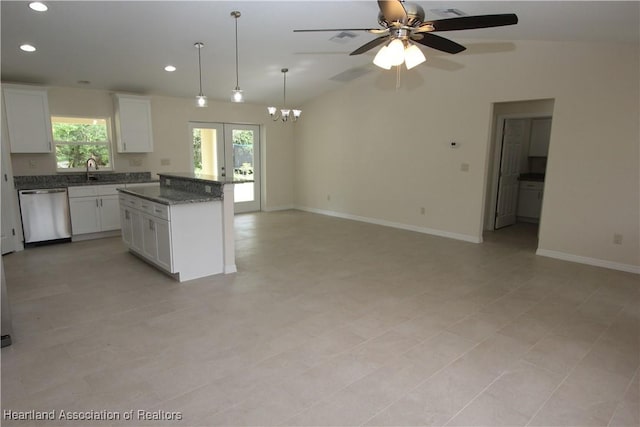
[113,93,154,153]
[2,86,52,153]
[528,118,552,157]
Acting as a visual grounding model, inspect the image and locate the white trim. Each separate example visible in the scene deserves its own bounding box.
[262,205,295,212]
[536,248,640,274]
[224,264,237,274]
[295,206,482,244]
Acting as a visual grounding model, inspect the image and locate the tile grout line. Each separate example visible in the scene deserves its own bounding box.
[606,355,640,426]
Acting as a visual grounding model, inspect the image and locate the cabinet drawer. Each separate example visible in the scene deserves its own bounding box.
[119,194,140,210]
[68,186,98,198]
[150,204,169,220]
[97,184,121,196]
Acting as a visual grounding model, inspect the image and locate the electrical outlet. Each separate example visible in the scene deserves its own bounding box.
[205,185,212,194]
[129,158,142,167]
[460,163,470,172]
[28,159,37,169]
[160,158,171,166]
[165,179,171,186]
[613,233,623,245]
[420,207,425,215]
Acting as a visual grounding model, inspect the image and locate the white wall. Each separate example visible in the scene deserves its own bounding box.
[8,86,295,211]
[294,39,639,271]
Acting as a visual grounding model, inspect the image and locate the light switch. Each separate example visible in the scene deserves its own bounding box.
[460,163,470,172]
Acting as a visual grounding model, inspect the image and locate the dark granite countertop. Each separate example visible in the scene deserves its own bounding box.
[14,172,157,190]
[159,172,253,184]
[518,173,545,182]
[118,185,221,205]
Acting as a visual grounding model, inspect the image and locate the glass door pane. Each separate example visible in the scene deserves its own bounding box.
[225,124,260,212]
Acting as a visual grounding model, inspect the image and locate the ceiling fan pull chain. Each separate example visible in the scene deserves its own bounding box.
[396,65,401,90]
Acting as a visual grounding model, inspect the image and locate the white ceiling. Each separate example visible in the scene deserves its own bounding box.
[2,1,638,106]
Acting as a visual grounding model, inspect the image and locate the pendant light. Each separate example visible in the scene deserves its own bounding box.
[194,42,207,107]
[230,11,244,103]
[267,68,301,122]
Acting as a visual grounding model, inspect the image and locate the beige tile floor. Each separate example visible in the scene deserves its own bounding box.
[1,210,638,426]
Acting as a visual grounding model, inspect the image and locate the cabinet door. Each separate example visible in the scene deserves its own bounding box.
[517,189,543,218]
[529,118,551,157]
[99,195,121,231]
[114,94,153,153]
[130,209,144,252]
[155,219,173,272]
[69,197,100,235]
[142,215,158,260]
[3,87,52,153]
[120,207,132,246]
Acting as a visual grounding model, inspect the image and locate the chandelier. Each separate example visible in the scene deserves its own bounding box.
[267,68,301,122]
[230,11,244,103]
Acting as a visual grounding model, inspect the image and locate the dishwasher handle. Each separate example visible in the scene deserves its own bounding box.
[19,189,67,195]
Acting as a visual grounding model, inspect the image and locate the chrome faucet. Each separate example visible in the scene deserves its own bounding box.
[86,158,98,181]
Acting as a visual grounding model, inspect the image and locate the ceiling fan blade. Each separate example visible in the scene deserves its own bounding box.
[418,14,518,33]
[412,33,466,54]
[378,0,407,23]
[349,36,390,55]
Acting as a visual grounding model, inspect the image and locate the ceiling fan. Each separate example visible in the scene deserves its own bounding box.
[294,0,518,69]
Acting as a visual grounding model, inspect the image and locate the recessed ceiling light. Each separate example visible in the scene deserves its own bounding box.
[29,2,48,12]
[20,44,36,52]
[164,65,176,72]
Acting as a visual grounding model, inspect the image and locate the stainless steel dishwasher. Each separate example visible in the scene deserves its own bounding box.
[18,188,71,245]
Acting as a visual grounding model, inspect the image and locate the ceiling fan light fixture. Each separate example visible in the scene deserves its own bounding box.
[373,45,393,69]
[387,39,406,66]
[404,44,426,69]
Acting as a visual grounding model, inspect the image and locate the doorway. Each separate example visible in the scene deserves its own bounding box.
[190,122,261,213]
[483,99,555,247]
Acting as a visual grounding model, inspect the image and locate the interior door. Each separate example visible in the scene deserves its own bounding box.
[494,118,526,229]
[190,122,261,213]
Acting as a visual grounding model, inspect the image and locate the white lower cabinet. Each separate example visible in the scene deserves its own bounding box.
[517,181,544,222]
[69,185,122,237]
[118,192,223,282]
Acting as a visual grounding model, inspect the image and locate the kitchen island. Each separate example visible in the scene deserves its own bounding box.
[118,173,243,282]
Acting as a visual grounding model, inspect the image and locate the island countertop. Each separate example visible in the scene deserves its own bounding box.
[158,172,253,185]
[118,184,221,205]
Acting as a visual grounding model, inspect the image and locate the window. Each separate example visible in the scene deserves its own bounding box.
[52,116,112,171]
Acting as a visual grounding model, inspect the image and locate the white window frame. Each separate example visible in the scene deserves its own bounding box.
[52,116,114,172]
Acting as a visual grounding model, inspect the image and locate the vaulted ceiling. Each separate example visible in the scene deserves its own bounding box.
[2,1,638,106]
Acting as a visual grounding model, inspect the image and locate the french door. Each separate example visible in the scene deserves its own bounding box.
[190,122,260,213]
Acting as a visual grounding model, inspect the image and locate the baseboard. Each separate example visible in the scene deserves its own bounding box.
[224,264,237,274]
[72,230,120,242]
[295,206,481,244]
[536,248,640,274]
[262,205,295,212]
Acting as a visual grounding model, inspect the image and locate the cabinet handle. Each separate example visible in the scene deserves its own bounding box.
[96,199,99,207]
[48,141,52,151]
[149,219,154,231]
[124,142,127,151]
[125,210,130,220]
[100,199,103,207]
